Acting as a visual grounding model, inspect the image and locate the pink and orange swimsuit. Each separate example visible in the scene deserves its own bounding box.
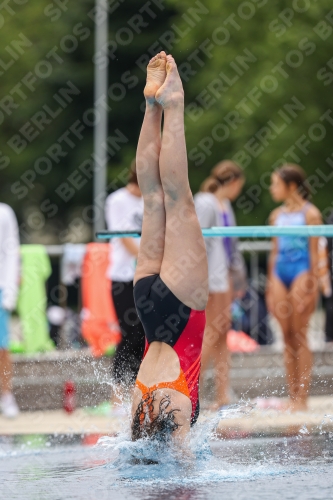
[133,274,206,425]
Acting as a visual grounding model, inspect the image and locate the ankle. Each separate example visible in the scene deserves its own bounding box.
[162,96,184,110]
[145,99,162,111]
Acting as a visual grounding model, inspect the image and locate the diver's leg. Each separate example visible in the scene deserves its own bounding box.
[157,55,208,311]
[134,52,167,284]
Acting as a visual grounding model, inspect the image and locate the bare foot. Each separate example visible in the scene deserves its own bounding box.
[155,54,184,108]
[144,51,167,104]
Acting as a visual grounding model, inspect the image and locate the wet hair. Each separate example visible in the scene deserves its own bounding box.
[275,163,310,200]
[200,160,244,193]
[131,392,180,442]
[128,159,138,185]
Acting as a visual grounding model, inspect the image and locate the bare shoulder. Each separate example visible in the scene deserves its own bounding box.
[306,203,322,224]
[269,206,282,225]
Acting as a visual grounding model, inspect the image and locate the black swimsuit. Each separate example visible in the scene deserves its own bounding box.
[133,274,206,425]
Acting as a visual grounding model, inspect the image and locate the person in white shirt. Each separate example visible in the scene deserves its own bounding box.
[0,203,20,418]
[194,161,247,410]
[105,162,145,413]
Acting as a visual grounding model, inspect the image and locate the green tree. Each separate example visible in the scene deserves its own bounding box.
[0,1,176,242]
[166,0,333,225]
[1,1,332,242]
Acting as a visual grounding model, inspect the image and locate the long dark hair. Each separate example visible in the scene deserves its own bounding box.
[131,392,180,442]
[276,163,310,200]
[200,160,244,193]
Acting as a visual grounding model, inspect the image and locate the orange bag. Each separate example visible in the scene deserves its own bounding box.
[81,243,121,356]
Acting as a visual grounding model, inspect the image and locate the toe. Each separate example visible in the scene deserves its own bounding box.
[166,60,176,72]
[166,55,175,66]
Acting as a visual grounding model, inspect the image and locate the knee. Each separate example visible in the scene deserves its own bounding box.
[282,330,293,346]
[294,328,309,345]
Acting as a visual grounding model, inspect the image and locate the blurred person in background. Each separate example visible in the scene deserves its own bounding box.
[105,162,145,415]
[267,164,322,412]
[194,161,247,410]
[0,203,20,418]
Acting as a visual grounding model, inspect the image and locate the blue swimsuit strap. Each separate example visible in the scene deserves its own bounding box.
[280,201,311,217]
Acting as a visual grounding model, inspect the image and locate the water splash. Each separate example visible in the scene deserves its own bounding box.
[95,402,270,483]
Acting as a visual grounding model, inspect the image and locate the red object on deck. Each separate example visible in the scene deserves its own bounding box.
[227,330,260,352]
[63,380,76,413]
[81,243,121,357]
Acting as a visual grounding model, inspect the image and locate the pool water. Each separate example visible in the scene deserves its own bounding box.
[1,430,333,500]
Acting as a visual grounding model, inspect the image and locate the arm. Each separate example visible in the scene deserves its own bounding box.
[120,237,139,258]
[266,209,279,314]
[267,209,279,280]
[228,204,247,296]
[296,205,322,313]
[267,239,278,281]
[266,238,278,314]
[307,206,322,278]
[308,205,323,276]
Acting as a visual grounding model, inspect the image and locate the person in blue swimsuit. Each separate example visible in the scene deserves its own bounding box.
[267,164,322,412]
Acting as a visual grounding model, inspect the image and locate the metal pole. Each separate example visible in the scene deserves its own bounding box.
[95,225,333,239]
[93,0,108,238]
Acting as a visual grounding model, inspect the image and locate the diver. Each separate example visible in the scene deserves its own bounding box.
[131,51,209,441]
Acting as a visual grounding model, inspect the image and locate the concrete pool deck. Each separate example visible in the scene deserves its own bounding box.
[1,395,333,438]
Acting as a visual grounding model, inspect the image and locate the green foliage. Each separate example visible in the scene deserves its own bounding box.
[166,0,333,224]
[1,0,332,241]
[0,1,175,241]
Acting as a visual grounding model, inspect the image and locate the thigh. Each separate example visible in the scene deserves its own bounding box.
[160,194,208,311]
[269,274,292,337]
[289,272,318,340]
[134,190,166,284]
[290,271,318,316]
